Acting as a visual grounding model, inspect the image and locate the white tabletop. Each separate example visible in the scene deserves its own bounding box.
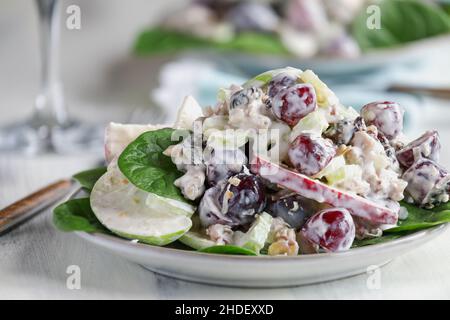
[1,0,450,299]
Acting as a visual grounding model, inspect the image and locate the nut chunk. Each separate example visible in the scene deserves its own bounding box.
[267,218,299,256]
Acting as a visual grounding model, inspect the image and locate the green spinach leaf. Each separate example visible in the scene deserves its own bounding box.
[199,245,258,256]
[352,201,450,247]
[73,167,106,192]
[134,28,288,56]
[384,202,450,233]
[352,234,403,248]
[352,0,450,51]
[53,198,108,233]
[117,128,187,202]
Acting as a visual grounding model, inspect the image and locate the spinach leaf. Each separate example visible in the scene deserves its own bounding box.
[73,167,106,192]
[199,245,258,256]
[352,0,450,51]
[218,32,289,55]
[384,202,450,233]
[352,234,403,248]
[134,28,212,55]
[117,128,187,202]
[134,28,288,56]
[352,201,450,247]
[53,198,108,233]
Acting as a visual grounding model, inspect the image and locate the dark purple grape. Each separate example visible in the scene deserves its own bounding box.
[324,116,367,146]
[323,118,354,146]
[229,87,263,110]
[396,130,441,169]
[272,84,317,127]
[288,133,336,176]
[402,158,450,207]
[198,181,237,228]
[266,194,327,229]
[267,72,297,98]
[205,148,247,187]
[219,173,266,227]
[361,101,404,140]
[198,172,266,228]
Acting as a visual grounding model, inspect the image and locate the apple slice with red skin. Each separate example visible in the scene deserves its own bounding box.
[250,155,398,225]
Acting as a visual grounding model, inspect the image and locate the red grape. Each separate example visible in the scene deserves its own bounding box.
[288,133,336,176]
[396,130,441,169]
[267,73,297,98]
[361,101,404,140]
[271,83,317,126]
[299,208,355,252]
[402,158,450,207]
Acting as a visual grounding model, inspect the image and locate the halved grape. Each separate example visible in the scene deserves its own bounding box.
[396,130,441,169]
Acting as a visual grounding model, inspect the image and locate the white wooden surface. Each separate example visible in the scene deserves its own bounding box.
[1,0,450,299]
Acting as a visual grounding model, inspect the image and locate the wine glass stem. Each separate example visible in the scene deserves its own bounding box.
[34,0,67,128]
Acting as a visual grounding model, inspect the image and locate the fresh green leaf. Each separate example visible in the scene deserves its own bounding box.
[218,32,289,55]
[384,202,450,233]
[134,28,288,56]
[73,167,106,192]
[353,201,450,246]
[53,198,108,233]
[352,234,403,248]
[134,28,212,55]
[352,0,450,51]
[199,245,258,256]
[117,128,187,202]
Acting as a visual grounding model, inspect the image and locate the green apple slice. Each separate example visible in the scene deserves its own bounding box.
[90,166,193,246]
[104,122,165,163]
[179,231,216,250]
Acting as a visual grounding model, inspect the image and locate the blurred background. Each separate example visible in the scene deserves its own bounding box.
[1,0,450,205]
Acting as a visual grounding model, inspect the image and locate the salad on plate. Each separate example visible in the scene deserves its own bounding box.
[54,67,450,256]
[134,0,450,59]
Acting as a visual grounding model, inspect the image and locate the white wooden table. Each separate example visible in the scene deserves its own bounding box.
[1,0,450,299]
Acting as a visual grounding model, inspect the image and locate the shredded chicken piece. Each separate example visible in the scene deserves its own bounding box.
[206,224,234,245]
[346,130,407,202]
[174,165,206,201]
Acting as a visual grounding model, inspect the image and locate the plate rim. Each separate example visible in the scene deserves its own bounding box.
[67,180,449,262]
[75,223,449,262]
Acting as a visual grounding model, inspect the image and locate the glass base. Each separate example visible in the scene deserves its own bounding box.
[0,118,104,155]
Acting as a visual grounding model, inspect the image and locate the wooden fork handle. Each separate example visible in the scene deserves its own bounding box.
[0,179,74,234]
[388,84,450,99]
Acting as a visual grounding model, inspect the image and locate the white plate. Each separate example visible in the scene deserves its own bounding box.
[218,35,450,76]
[72,183,449,287]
